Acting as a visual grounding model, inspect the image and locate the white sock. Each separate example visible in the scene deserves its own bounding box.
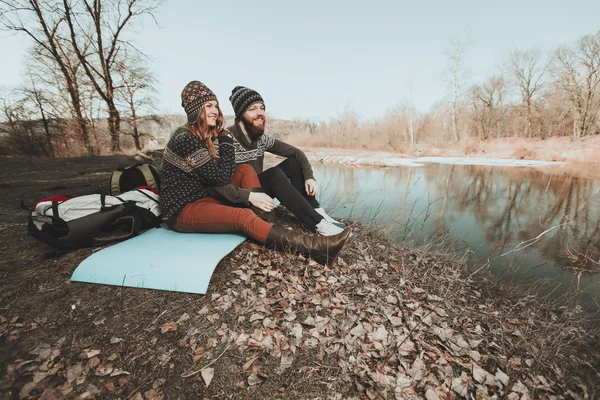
[314,207,342,224]
[315,219,344,236]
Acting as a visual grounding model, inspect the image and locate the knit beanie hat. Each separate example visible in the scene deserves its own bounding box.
[181,81,218,125]
[229,86,265,121]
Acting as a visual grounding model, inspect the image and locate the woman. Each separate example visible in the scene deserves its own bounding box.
[160,81,352,265]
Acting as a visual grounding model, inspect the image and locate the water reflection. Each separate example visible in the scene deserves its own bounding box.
[312,163,600,303]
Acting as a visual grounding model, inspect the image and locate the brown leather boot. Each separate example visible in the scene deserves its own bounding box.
[266,225,352,266]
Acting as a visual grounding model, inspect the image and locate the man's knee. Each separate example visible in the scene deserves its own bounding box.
[278,156,300,173]
[262,166,288,184]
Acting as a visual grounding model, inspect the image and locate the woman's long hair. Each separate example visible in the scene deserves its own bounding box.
[186,104,224,160]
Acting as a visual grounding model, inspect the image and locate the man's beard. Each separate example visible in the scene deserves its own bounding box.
[241,115,266,140]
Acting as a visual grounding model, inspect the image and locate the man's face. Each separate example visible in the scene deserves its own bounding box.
[241,102,266,139]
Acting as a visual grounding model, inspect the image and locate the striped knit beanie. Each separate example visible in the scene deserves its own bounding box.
[181,81,218,124]
[229,86,265,121]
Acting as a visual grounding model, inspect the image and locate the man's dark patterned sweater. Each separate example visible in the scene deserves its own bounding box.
[226,123,314,179]
[208,123,316,205]
[160,127,236,224]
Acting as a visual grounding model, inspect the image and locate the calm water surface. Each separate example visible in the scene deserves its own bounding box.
[308,162,600,304]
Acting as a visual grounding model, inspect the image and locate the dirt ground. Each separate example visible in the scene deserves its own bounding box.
[1,156,599,400]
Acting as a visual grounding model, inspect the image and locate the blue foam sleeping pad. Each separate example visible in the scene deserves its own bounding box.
[71,227,246,294]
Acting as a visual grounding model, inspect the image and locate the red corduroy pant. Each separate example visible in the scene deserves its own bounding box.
[173,164,272,243]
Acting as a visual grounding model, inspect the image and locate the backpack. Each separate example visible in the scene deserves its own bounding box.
[27,188,161,250]
[110,163,161,196]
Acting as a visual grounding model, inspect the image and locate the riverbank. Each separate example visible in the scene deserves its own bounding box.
[1,156,599,399]
[291,135,600,180]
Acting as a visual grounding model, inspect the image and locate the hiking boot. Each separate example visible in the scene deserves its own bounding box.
[315,218,345,236]
[314,207,346,228]
[266,225,352,266]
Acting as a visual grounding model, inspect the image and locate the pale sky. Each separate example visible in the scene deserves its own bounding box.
[0,0,599,120]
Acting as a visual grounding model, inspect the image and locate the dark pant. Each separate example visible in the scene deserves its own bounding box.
[258,157,323,228]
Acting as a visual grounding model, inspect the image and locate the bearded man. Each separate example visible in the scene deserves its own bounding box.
[209,86,345,236]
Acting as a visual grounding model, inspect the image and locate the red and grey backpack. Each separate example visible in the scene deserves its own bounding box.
[110,163,161,196]
[26,188,161,250]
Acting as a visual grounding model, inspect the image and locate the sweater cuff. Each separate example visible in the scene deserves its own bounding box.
[218,135,234,145]
[239,189,251,205]
[303,168,315,181]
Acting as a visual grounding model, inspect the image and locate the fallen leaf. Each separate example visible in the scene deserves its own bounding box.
[495,368,509,387]
[278,356,293,374]
[110,337,123,344]
[350,324,367,337]
[81,349,101,359]
[176,313,190,324]
[451,377,468,397]
[242,355,260,372]
[118,376,131,387]
[104,381,115,392]
[424,388,441,400]
[249,313,263,322]
[66,363,84,383]
[144,388,164,400]
[19,382,37,399]
[160,321,177,334]
[95,363,114,377]
[201,367,214,387]
[38,388,62,400]
[472,363,488,384]
[33,370,49,384]
[247,372,264,386]
[110,368,130,377]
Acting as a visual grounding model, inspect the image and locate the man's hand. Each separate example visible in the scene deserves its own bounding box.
[249,192,274,212]
[305,179,319,196]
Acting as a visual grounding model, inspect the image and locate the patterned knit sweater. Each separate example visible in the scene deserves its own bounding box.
[160,127,236,223]
[226,123,314,180]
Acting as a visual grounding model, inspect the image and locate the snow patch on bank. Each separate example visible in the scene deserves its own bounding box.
[312,155,424,167]
[307,153,568,168]
[417,157,567,167]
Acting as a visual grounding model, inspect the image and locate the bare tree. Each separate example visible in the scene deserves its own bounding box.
[62,0,160,152]
[552,30,600,138]
[115,52,158,151]
[445,34,470,142]
[0,89,49,157]
[0,0,94,154]
[469,76,506,140]
[22,80,55,156]
[507,47,547,138]
[406,80,415,148]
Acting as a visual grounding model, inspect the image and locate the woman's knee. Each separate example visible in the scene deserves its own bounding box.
[235,163,254,174]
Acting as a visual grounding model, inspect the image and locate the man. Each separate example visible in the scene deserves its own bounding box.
[214,85,345,236]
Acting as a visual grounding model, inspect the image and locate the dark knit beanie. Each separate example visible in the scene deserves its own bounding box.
[181,81,218,124]
[229,86,265,121]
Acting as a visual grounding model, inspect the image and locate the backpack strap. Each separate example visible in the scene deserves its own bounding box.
[110,170,124,196]
[136,189,159,203]
[137,165,157,190]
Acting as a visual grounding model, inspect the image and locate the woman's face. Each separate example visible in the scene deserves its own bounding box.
[203,101,219,127]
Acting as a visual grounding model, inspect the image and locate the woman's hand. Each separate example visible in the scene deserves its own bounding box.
[249,192,274,212]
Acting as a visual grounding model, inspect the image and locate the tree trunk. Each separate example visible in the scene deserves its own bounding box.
[39,105,54,157]
[452,80,460,142]
[108,105,121,152]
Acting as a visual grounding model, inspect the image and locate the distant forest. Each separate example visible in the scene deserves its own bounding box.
[0,1,598,158]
